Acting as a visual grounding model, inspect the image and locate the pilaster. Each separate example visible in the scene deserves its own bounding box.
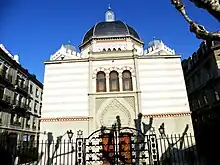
[119,73,123,91]
[106,74,110,92]
[132,54,141,116]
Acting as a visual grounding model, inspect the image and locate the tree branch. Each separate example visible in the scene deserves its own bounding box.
[190,0,220,21]
[189,22,220,40]
[171,0,220,41]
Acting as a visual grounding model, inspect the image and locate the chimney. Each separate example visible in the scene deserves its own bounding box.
[14,55,19,64]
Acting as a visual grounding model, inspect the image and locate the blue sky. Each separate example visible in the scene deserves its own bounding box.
[0,0,219,83]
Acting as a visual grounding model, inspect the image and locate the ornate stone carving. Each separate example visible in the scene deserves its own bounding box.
[123,96,135,109]
[106,67,121,74]
[95,98,106,112]
[92,67,107,78]
[99,99,132,126]
[92,66,135,79]
[121,66,135,77]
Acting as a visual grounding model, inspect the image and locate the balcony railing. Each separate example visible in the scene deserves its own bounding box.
[34,109,37,113]
[10,121,22,127]
[3,95,11,102]
[26,124,30,129]
[27,106,32,111]
[13,100,28,110]
[2,95,12,104]
[0,94,13,109]
[15,80,28,94]
[32,125,36,130]
[0,69,13,84]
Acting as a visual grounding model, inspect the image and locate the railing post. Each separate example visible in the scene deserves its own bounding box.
[75,130,83,165]
[47,132,53,165]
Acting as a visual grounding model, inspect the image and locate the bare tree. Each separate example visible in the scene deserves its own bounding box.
[171,0,220,41]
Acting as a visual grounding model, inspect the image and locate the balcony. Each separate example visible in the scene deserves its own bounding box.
[14,81,28,96]
[27,106,32,112]
[34,109,37,113]
[0,69,13,87]
[26,124,30,129]
[13,100,28,114]
[32,125,36,130]
[0,94,13,110]
[10,121,22,127]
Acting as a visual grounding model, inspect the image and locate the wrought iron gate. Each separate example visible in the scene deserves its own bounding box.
[75,120,159,165]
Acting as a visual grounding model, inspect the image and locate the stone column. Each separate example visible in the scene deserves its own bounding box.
[119,72,123,91]
[106,74,109,92]
[132,76,136,91]
[132,53,141,116]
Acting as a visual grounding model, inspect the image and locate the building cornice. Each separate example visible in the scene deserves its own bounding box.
[0,45,43,88]
[0,125,39,134]
[40,112,191,122]
[88,91,141,96]
[44,54,181,64]
[138,55,181,59]
[79,35,144,49]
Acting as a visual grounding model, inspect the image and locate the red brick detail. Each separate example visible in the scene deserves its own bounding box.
[40,116,93,122]
[143,112,191,118]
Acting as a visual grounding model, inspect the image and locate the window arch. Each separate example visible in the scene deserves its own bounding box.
[107,14,112,21]
[96,71,106,92]
[122,70,133,91]
[109,71,119,91]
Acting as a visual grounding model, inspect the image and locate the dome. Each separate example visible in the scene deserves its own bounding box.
[148,39,162,48]
[63,43,76,52]
[82,21,140,44]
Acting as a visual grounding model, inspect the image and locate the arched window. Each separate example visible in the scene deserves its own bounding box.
[109,71,119,91]
[122,70,133,91]
[108,48,111,51]
[96,71,106,92]
[107,14,112,21]
[113,48,116,51]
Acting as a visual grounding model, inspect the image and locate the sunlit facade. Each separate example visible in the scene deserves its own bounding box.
[41,7,193,139]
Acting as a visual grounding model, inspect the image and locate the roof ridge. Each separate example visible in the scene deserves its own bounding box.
[121,21,130,35]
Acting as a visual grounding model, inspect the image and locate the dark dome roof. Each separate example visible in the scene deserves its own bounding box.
[82,21,140,43]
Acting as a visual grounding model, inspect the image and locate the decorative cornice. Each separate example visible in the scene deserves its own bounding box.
[96,39,126,43]
[143,112,191,118]
[40,116,93,122]
[40,112,191,122]
[92,66,135,78]
[79,35,144,48]
[88,91,141,96]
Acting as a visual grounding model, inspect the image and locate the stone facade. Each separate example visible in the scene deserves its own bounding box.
[41,8,193,140]
[181,40,220,162]
[0,44,43,142]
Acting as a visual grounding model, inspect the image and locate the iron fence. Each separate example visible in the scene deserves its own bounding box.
[0,134,206,165]
[156,134,206,165]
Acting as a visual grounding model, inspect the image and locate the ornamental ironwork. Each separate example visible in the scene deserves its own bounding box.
[75,113,159,165]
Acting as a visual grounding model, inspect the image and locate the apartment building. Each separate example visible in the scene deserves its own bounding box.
[0,44,43,144]
[182,40,220,163]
